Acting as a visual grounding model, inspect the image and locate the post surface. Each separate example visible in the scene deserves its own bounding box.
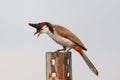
[46,52,72,80]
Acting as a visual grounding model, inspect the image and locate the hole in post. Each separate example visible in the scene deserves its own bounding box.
[67,59,69,65]
[52,72,57,77]
[52,59,56,65]
[67,72,70,77]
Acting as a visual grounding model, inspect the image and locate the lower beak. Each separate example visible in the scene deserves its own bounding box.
[34,31,38,36]
[28,23,41,37]
[34,31,41,37]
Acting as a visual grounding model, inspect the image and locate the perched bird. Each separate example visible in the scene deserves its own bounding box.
[29,22,98,76]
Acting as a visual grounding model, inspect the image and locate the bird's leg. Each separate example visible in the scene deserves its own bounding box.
[66,48,72,53]
[55,46,66,53]
[54,46,66,57]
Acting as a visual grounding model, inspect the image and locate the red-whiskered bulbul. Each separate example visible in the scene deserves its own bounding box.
[28,22,99,76]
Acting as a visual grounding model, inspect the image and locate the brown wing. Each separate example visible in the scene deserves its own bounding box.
[53,24,87,51]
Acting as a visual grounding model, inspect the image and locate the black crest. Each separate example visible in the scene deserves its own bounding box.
[46,22,54,34]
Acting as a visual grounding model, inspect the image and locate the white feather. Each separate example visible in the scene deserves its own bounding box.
[42,26,74,48]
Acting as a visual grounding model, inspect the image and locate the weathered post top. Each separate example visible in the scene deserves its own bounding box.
[46,52,72,80]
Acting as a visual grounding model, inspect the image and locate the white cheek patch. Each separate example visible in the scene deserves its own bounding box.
[41,25,47,29]
[41,25,49,33]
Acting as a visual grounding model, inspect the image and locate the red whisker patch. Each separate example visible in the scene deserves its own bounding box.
[40,23,46,27]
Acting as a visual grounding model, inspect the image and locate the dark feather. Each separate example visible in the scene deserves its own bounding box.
[53,24,87,51]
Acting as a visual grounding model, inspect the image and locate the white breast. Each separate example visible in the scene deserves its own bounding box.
[43,27,75,48]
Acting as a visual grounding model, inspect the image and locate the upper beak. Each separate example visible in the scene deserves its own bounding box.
[29,23,38,28]
[28,23,41,37]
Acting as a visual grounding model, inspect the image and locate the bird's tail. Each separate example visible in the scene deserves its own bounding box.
[74,46,99,76]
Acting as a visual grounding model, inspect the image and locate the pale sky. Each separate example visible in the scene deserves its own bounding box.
[0,0,120,80]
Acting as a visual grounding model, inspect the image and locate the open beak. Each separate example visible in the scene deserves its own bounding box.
[34,30,41,37]
[29,23,41,37]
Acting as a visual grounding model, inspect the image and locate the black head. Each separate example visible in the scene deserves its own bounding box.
[28,22,54,37]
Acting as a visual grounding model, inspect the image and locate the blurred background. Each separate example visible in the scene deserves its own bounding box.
[0,0,120,80]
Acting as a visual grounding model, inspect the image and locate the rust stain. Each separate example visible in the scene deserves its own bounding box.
[46,52,72,80]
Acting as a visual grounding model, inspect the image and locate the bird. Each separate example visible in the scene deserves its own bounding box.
[28,22,99,76]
